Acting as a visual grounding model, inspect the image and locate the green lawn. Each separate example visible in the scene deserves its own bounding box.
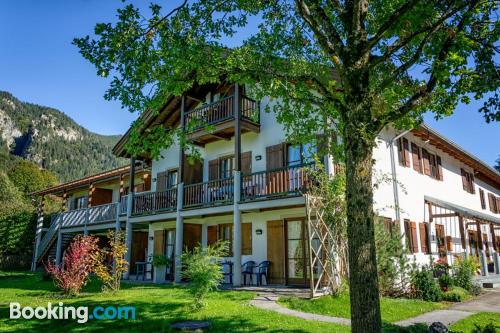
[278,293,447,323]
[450,312,500,333]
[0,271,349,333]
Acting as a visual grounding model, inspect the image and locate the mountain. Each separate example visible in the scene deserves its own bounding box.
[0,91,127,183]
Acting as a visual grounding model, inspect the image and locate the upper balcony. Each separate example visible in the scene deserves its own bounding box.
[184,94,260,145]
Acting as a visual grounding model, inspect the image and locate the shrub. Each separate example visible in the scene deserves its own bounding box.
[452,256,479,292]
[181,241,228,310]
[442,286,469,302]
[151,254,171,267]
[471,322,498,333]
[411,266,442,302]
[92,230,128,292]
[45,235,98,296]
[470,283,482,297]
[438,273,453,291]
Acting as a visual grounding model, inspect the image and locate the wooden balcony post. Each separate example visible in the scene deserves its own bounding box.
[31,195,45,271]
[124,157,136,279]
[234,83,241,172]
[62,190,67,212]
[88,183,94,208]
[476,220,488,276]
[179,94,186,184]
[174,182,184,282]
[458,215,468,258]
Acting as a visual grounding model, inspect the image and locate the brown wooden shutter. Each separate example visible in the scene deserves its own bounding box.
[422,149,431,176]
[241,151,252,174]
[266,143,285,170]
[241,223,252,255]
[153,230,165,255]
[410,221,419,253]
[496,196,500,214]
[156,171,168,191]
[435,224,446,253]
[479,189,486,209]
[419,223,429,254]
[404,220,412,252]
[429,154,436,179]
[469,173,475,194]
[208,158,219,181]
[383,217,393,235]
[411,143,422,173]
[436,155,443,180]
[446,236,453,251]
[403,139,411,167]
[207,225,218,246]
[488,193,496,213]
[461,168,468,192]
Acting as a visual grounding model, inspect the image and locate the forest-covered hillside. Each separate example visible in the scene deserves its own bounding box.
[0,91,126,182]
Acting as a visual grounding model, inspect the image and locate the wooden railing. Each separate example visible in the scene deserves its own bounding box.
[183,95,259,131]
[36,214,61,261]
[184,177,234,208]
[120,195,128,215]
[132,188,177,215]
[62,208,88,227]
[241,164,314,200]
[88,203,117,224]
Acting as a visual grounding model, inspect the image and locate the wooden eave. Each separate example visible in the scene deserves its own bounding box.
[413,125,500,189]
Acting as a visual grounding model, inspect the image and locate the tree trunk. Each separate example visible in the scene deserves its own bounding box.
[344,121,382,333]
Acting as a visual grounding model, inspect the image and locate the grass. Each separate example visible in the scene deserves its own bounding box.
[450,312,500,332]
[0,271,350,333]
[278,293,447,323]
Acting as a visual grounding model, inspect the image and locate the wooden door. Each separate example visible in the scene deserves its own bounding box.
[183,223,202,251]
[267,220,285,284]
[130,231,149,274]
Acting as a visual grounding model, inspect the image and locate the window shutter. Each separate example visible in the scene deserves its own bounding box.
[419,223,429,254]
[397,138,404,166]
[153,230,165,255]
[479,189,486,209]
[207,225,218,246]
[436,156,443,180]
[422,149,431,176]
[429,154,436,179]
[241,223,252,255]
[404,220,412,253]
[383,217,393,235]
[461,168,468,192]
[410,221,419,253]
[445,236,453,251]
[469,173,475,194]
[488,193,496,213]
[156,171,168,191]
[403,139,411,167]
[496,196,500,214]
[266,143,285,170]
[241,151,252,174]
[411,143,422,173]
[208,159,219,181]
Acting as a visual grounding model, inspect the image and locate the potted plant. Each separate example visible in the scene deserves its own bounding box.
[151,255,171,284]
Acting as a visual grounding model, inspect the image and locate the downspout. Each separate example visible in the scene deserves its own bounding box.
[388,130,411,243]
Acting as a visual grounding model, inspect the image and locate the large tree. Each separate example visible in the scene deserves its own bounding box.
[75,1,499,331]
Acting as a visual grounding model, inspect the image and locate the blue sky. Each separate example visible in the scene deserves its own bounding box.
[0,0,498,166]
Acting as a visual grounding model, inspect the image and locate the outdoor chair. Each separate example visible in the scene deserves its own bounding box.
[220,260,233,285]
[254,261,270,286]
[242,261,256,285]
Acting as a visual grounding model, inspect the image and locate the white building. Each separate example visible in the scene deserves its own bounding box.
[32,82,500,287]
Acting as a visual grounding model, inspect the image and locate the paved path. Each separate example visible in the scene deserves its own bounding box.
[249,287,500,328]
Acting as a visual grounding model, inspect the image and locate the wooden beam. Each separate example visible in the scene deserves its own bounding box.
[88,183,94,208]
[427,201,434,222]
[431,213,459,219]
[458,215,466,250]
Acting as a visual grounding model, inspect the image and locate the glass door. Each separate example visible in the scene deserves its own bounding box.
[165,229,175,280]
[286,219,308,286]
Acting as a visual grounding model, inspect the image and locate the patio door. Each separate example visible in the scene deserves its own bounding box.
[165,229,175,279]
[285,218,309,286]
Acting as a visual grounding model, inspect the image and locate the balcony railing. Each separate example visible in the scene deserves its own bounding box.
[132,188,177,215]
[184,177,234,208]
[183,95,260,131]
[60,202,119,228]
[120,195,128,215]
[241,164,314,200]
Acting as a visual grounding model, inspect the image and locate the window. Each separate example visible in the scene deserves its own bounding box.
[207,223,252,256]
[419,223,430,254]
[287,143,316,166]
[219,155,235,179]
[479,189,486,209]
[461,168,475,194]
[488,193,499,214]
[73,196,87,210]
[411,143,422,173]
[167,169,178,189]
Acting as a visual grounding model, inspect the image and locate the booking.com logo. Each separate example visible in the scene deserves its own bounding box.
[10,302,135,323]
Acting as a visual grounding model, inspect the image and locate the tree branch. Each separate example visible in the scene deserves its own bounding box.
[366,0,422,51]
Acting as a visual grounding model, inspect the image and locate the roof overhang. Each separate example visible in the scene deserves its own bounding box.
[425,195,500,225]
[413,124,500,189]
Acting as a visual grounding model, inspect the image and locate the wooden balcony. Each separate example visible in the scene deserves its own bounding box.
[132,188,177,216]
[241,164,315,201]
[184,95,260,145]
[184,177,234,208]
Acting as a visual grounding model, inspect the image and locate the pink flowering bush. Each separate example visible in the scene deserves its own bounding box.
[45,235,99,296]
